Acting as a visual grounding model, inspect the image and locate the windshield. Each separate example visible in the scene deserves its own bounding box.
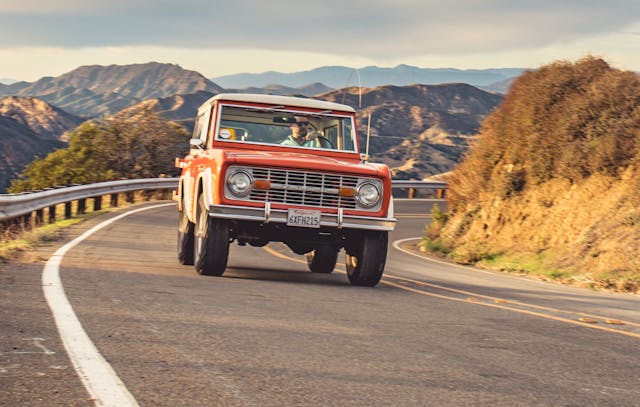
[215,104,358,153]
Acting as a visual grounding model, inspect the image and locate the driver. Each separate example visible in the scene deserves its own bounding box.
[281,116,323,147]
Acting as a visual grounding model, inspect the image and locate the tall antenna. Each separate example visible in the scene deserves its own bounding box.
[366,113,371,157]
[341,68,362,109]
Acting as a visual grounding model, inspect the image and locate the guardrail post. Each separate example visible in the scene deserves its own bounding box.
[110,193,119,208]
[35,209,44,226]
[155,189,168,200]
[21,213,32,230]
[408,188,415,199]
[77,199,86,215]
[64,202,72,219]
[436,189,446,199]
[48,205,56,224]
[125,191,135,204]
[93,196,102,211]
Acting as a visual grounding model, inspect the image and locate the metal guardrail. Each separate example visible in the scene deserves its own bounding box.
[0,178,446,222]
[0,178,178,221]
[392,179,448,190]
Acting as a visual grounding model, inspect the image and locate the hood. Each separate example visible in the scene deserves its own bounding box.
[223,150,387,178]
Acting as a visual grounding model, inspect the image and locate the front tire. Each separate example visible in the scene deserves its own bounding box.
[345,231,388,286]
[194,194,229,276]
[177,199,195,265]
[305,245,339,273]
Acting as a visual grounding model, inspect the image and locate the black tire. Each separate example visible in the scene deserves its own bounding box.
[177,199,195,265]
[194,194,229,276]
[345,231,388,287]
[305,246,339,273]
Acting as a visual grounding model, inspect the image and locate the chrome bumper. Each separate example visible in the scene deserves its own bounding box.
[209,204,396,231]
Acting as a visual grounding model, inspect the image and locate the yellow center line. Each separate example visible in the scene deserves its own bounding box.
[383,274,640,328]
[262,245,640,340]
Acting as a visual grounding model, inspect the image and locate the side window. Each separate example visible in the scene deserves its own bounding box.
[342,120,355,151]
[324,125,338,148]
[200,107,212,144]
[192,114,205,140]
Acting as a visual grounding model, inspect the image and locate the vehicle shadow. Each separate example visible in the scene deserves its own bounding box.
[222,266,349,286]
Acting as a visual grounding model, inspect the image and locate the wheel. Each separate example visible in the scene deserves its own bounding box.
[177,198,195,265]
[305,245,339,273]
[345,231,388,286]
[316,135,334,149]
[194,194,229,276]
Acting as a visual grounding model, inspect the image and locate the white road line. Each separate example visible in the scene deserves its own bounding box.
[392,237,496,275]
[392,237,564,286]
[42,203,174,407]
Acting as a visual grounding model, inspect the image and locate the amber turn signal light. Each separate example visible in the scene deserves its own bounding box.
[254,179,271,190]
[339,187,356,197]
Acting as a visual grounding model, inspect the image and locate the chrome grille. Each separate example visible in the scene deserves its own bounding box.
[249,167,359,209]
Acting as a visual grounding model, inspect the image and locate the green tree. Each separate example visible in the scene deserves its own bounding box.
[9,111,189,193]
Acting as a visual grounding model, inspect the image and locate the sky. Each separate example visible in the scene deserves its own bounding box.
[0,0,639,82]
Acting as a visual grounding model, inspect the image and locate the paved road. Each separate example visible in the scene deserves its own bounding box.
[1,200,639,406]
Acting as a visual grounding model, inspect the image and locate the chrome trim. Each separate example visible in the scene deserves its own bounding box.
[264,201,271,223]
[337,208,344,229]
[225,168,254,198]
[355,181,381,208]
[208,204,396,231]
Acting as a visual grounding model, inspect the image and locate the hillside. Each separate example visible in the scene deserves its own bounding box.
[430,57,640,292]
[0,63,224,117]
[0,96,83,140]
[0,116,66,192]
[115,90,215,131]
[0,96,80,191]
[318,84,503,178]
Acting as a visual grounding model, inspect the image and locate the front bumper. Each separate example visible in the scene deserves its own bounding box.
[209,203,396,231]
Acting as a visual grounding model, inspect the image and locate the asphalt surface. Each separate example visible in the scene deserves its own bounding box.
[1,199,639,406]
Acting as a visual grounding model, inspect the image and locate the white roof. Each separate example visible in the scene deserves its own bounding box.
[199,93,355,114]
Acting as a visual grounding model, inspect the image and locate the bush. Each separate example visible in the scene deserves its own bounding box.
[448,56,640,212]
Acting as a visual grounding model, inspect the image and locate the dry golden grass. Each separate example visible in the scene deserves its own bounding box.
[432,57,640,293]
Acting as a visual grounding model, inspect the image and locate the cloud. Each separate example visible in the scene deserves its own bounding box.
[1,0,639,59]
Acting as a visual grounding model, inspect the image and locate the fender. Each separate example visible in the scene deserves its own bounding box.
[181,174,196,222]
[194,167,215,216]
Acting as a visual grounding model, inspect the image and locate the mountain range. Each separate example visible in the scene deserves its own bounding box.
[211,65,524,91]
[0,62,509,191]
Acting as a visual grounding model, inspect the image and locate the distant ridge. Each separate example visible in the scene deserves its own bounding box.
[226,82,334,97]
[0,62,224,117]
[211,65,524,89]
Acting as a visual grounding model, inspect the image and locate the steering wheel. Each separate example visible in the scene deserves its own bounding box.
[316,135,334,149]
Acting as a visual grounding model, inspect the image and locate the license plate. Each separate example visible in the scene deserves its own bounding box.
[287,209,321,228]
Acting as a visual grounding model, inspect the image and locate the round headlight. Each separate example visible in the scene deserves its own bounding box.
[356,182,381,208]
[227,170,253,197]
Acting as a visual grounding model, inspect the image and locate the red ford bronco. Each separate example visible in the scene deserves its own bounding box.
[175,94,396,286]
